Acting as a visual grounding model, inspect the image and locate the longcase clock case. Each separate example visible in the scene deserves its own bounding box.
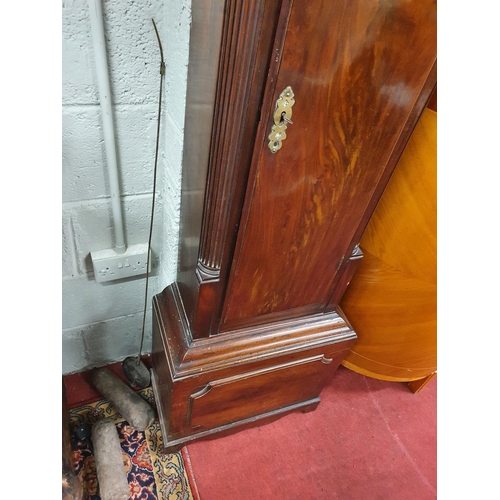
[151,0,437,451]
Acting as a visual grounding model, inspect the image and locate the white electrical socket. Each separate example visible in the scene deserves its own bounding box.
[91,243,152,283]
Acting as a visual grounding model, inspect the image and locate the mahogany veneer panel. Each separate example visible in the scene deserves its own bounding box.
[222,0,437,330]
[188,353,339,430]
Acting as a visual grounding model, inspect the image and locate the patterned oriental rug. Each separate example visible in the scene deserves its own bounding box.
[69,388,195,500]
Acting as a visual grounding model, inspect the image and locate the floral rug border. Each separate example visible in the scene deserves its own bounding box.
[70,388,194,500]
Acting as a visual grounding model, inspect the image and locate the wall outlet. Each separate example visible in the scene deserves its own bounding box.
[91,243,152,283]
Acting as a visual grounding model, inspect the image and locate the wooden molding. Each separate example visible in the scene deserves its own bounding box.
[198,0,265,272]
[152,281,356,449]
[326,245,364,311]
[153,284,356,379]
[155,396,321,454]
[182,0,288,338]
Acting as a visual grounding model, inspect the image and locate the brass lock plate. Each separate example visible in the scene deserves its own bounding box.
[268,86,295,154]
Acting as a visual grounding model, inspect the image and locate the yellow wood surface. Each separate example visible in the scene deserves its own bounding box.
[340,108,436,382]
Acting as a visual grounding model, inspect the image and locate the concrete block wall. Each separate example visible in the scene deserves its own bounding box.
[62,0,191,374]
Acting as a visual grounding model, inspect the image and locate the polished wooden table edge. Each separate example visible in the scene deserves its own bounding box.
[342,358,436,384]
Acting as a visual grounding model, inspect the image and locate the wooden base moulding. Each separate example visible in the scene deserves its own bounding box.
[151,284,356,452]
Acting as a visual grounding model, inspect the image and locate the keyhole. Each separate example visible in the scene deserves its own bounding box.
[280,111,293,125]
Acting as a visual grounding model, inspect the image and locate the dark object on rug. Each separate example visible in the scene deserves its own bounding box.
[63,379,84,500]
[73,423,93,453]
[91,419,129,500]
[122,356,150,389]
[69,388,195,500]
[92,368,155,431]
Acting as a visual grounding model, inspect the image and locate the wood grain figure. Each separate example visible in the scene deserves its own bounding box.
[151,0,437,451]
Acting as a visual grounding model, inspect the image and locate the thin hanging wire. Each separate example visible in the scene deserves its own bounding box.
[137,18,165,366]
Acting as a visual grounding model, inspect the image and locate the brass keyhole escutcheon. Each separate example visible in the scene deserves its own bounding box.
[268,86,295,154]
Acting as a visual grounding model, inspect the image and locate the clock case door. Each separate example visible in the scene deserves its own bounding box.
[151,0,436,451]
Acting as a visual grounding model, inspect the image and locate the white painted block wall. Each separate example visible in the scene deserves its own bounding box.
[62,0,191,374]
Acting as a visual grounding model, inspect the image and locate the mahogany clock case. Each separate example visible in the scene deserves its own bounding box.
[151,0,437,452]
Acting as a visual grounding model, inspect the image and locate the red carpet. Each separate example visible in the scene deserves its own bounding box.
[185,366,436,500]
[64,357,152,409]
